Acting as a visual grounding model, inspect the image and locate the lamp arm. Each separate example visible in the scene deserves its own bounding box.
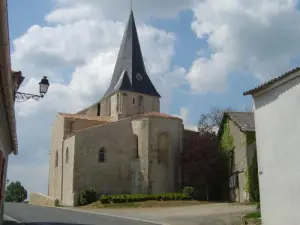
[15,92,43,102]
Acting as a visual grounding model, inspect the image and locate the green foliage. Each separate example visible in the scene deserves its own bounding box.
[246,131,256,146]
[100,193,191,204]
[244,211,261,219]
[79,188,97,205]
[182,186,195,197]
[100,195,110,204]
[247,151,260,202]
[220,121,234,151]
[5,181,27,203]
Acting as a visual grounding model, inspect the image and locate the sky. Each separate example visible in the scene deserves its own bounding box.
[6,0,300,195]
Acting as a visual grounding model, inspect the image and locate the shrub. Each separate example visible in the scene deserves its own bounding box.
[100,195,110,204]
[100,193,191,204]
[79,188,97,205]
[182,186,195,197]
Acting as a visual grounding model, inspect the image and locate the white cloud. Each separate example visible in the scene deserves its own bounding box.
[188,0,300,93]
[9,0,189,195]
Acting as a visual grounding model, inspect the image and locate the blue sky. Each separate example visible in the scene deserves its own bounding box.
[7,0,299,194]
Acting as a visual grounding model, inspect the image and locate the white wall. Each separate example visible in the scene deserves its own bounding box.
[254,75,300,225]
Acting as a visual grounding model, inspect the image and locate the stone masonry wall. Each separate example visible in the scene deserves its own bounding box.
[73,118,142,200]
[48,116,64,201]
[148,117,183,194]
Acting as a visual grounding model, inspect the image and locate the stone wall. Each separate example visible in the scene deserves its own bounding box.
[48,116,64,200]
[73,118,140,199]
[148,117,183,194]
[29,192,59,207]
[229,119,248,203]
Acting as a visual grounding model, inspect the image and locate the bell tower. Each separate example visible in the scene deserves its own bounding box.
[99,11,161,120]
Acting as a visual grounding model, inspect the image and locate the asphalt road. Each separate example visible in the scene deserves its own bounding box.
[4,203,159,225]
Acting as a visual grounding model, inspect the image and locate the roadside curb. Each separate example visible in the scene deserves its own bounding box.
[4,215,24,225]
[58,207,170,225]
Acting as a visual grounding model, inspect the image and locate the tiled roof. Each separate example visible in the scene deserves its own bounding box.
[133,112,182,120]
[227,112,255,132]
[58,113,111,122]
[243,67,300,96]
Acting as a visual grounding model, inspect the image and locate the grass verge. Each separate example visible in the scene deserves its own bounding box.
[244,211,261,219]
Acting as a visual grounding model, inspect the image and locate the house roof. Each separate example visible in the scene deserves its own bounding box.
[243,67,300,96]
[102,10,160,99]
[58,113,111,123]
[226,111,255,132]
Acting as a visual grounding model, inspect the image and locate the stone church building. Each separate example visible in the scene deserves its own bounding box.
[48,11,186,206]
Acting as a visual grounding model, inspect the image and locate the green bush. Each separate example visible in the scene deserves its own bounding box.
[100,193,191,204]
[100,195,110,204]
[182,186,195,197]
[79,188,97,205]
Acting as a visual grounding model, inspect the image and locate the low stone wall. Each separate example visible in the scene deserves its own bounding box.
[29,192,59,207]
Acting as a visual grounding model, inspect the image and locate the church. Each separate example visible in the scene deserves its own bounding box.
[48,11,186,206]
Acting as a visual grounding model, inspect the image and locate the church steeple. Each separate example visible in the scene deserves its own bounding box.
[103,11,161,98]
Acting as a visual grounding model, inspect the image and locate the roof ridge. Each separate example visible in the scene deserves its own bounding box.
[244,66,300,95]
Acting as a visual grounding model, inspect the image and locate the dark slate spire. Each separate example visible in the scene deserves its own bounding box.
[103,11,161,98]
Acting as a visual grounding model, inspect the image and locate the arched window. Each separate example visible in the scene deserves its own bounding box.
[157,132,169,164]
[65,147,69,164]
[98,148,106,163]
[55,151,58,167]
[134,135,139,158]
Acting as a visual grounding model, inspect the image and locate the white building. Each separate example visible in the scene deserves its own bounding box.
[244,67,300,225]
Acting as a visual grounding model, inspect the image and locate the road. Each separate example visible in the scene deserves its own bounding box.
[4,203,160,225]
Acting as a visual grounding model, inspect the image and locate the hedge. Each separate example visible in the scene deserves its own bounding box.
[100,193,191,204]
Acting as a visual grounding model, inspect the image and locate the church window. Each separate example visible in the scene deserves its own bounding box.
[55,151,58,167]
[98,148,106,163]
[133,98,135,104]
[138,95,143,106]
[157,132,169,164]
[97,103,101,116]
[65,147,69,164]
[117,93,122,114]
[134,135,139,158]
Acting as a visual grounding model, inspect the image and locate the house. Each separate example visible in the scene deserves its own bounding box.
[0,0,21,224]
[244,67,300,225]
[218,112,258,203]
[48,11,185,206]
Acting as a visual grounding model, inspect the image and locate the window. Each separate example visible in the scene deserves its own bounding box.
[138,95,143,106]
[65,148,69,164]
[117,93,122,113]
[133,98,135,104]
[157,132,169,164]
[134,135,139,158]
[55,151,58,167]
[229,173,239,189]
[97,103,101,116]
[98,148,106,163]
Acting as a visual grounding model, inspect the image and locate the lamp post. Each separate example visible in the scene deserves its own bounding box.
[15,76,50,102]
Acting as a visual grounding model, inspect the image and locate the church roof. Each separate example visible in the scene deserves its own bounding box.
[58,113,111,123]
[103,11,160,99]
[132,112,182,120]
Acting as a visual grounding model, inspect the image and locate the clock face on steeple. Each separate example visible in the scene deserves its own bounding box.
[136,73,143,81]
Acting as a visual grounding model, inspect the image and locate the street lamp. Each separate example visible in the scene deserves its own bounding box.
[15,76,50,102]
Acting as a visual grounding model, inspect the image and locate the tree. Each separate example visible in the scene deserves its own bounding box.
[198,107,233,134]
[182,131,229,201]
[5,181,27,202]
